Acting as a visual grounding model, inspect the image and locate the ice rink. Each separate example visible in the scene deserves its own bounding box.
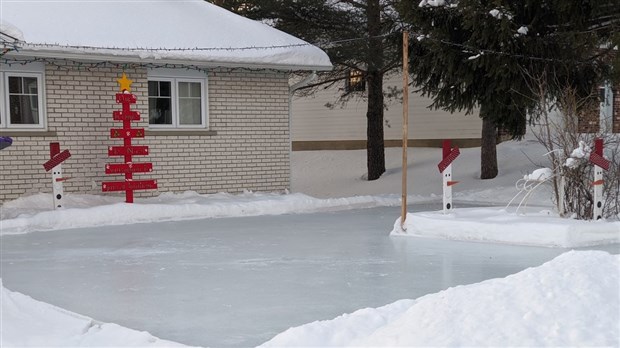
[3,204,615,347]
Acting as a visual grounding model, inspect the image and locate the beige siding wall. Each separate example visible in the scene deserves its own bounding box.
[0,62,290,202]
[292,73,482,142]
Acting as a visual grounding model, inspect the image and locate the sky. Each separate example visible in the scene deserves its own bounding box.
[1,136,619,346]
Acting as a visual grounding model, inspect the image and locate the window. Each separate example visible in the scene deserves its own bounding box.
[345,69,365,93]
[0,63,46,130]
[147,69,208,129]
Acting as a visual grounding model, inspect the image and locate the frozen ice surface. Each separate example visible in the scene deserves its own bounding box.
[1,205,618,347]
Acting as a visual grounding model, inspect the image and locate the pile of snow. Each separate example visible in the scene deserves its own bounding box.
[0,191,401,235]
[523,167,553,181]
[489,9,513,20]
[392,207,620,248]
[516,26,529,36]
[261,250,619,347]
[419,0,447,7]
[565,140,592,168]
[0,279,184,347]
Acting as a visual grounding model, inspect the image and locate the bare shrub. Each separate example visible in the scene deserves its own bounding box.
[529,77,619,220]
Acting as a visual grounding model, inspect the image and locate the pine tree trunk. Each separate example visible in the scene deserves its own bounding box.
[480,106,498,179]
[366,0,385,181]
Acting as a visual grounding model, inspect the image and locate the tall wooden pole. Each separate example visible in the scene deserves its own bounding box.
[401,31,409,228]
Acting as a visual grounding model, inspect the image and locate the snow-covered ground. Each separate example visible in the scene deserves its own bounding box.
[262,250,619,347]
[1,137,619,346]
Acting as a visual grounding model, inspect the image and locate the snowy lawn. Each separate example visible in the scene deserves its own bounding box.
[1,138,619,346]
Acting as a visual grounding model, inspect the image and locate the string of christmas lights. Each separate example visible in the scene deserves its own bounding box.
[1,33,396,53]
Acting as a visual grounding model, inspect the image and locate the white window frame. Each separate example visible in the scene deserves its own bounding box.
[147,69,208,130]
[0,63,47,130]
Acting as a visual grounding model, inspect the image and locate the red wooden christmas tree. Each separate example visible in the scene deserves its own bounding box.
[102,73,157,203]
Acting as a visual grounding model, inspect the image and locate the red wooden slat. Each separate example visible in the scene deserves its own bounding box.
[589,152,610,171]
[105,163,153,174]
[113,110,141,121]
[115,93,137,104]
[43,150,71,171]
[108,146,149,156]
[50,142,60,158]
[102,180,158,192]
[110,128,145,138]
[437,147,460,173]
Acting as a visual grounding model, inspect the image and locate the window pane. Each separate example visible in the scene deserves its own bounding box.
[10,95,39,124]
[179,99,201,125]
[148,81,159,97]
[189,82,201,97]
[8,76,21,94]
[159,81,171,97]
[24,77,38,94]
[178,82,189,98]
[148,97,172,125]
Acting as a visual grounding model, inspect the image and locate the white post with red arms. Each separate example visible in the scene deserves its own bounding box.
[437,140,460,214]
[42,142,72,209]
[589,138,609,220]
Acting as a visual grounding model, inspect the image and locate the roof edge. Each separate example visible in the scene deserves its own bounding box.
[4,50,333,72]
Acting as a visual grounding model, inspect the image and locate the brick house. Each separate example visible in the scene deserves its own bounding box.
[0,1,331,202]
[577,84,619,134]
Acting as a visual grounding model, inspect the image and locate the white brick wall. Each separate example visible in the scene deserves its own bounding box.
[0,62,290,202]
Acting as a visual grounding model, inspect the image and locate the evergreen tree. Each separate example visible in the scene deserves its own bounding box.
[211,0,403,181]
[400,0,617,179]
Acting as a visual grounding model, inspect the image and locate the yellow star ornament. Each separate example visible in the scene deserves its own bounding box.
[117,72,133,92]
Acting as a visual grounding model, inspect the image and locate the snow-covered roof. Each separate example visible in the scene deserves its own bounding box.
[0,0,332,71]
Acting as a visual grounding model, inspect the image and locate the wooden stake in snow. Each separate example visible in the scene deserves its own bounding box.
[401,31,409,228]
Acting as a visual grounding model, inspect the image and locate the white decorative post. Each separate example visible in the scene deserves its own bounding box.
[589,138,609,220]
[437,140,460,214]
[42,142,72,209]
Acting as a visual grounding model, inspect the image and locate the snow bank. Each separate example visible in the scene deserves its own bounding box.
[0,191,401,235]
[262,250,620,347]
[0,279,185,347]
[391,207,620,247]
